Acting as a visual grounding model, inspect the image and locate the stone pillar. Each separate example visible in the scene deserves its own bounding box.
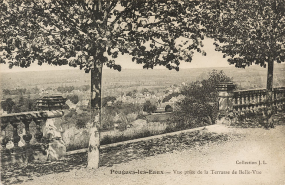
[1,122,10,166]
[10,121,23,164]
[216,82,236,125]
[22,119,33,163]
[23,119,33,145]
[34,118,44,142]
[1,121,10,149]
[43,118,66,161]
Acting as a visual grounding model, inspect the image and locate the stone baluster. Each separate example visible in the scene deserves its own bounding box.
[252,92,256,109]
[233,94,237,111]
[22,119,34,163]
[252,92,256,103]
[11,121,21,147]
[34,118,44,142]
[10,121,22,164]
[245,92,249,110]
[1,122,10,149]
[251,92,254,103]
[249,92,253,110]
[256,92,260,109]
[22,119,33,145]
[248,92,252,110]
[261,92,266,107]
[240,93,244,111]
[237,95,241,112]
[1,121,10,166]
[258,91,262,106]
[256,91,261,108]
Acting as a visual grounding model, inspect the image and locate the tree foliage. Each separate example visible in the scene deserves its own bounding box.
[180,70,233,103]
[1,96,37,113]
[143,100,157,114]
[0,0,207,71]
[1,98,15,113]
[200,0,285,68]
[173,70,233,126]
[102,96,116,107]
[162,92,180,103]
[66,94,79,104]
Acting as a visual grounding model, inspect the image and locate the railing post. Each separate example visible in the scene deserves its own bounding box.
[10,121,22,164]
[11,121,21,148]
[1,120,11,166]
[22,119,34,163]
[22,119,33,145]
[216,82,236,125]
[34,118,44,142]
[1,122,10,149]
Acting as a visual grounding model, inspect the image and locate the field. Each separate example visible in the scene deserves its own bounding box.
[1,64,285,98]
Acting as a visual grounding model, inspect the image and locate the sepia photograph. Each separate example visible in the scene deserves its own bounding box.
[1,0,285,185]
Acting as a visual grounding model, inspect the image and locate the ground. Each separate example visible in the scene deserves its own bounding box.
[14,124,285,185]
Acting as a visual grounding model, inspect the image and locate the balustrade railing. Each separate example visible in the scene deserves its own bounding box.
[216,82,285,125]
[232,88,285,112]
[0,110,64,165]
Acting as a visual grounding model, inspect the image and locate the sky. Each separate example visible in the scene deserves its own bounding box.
[0,38,234,73]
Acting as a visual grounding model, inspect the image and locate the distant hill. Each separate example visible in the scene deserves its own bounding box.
[1,64,284,96]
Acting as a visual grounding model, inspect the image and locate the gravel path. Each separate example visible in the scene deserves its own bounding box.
[16,125,285,185]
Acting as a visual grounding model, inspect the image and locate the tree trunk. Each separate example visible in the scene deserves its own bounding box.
[266,60,274,92]
[87,64,102,169]
[266,60,274,105]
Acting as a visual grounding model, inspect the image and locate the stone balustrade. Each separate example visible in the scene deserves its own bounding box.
[233,89,268,111]
[232,88,285,112]
[216,82,285,124]
[0,110,64,165]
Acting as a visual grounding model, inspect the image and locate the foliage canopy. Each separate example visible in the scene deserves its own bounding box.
[201,0,285,68]
[0,0,207,71]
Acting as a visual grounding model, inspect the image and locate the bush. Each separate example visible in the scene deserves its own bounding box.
[137,114,146,120]
[143,100,157,114]
[165,105,173,112]
[102,96,117,107]
[66,94,79,104]
[1,96,37,113]
[172,70,233,127]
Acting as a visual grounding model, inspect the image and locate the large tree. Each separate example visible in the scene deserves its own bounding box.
[199,0,285,92]
[0,0,207,168]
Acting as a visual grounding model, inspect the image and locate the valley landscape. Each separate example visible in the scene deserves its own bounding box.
[1,64,285,98]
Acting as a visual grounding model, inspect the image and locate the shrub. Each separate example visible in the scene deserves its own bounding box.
[170,70,233,127]
[165,105,173,112]
[143,100,157,114]
[66,94,79,104]
[137,114,146,120]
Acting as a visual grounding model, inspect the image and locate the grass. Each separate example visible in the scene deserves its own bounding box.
[100,121,168,145]
[145,113,172,123]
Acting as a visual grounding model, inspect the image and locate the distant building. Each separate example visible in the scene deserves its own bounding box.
[37,96,67,111]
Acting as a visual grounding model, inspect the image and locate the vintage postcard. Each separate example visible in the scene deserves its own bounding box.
[1,0,285,185]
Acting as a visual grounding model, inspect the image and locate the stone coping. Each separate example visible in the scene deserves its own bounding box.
[66,125,212,155]
[0,110,64,124]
